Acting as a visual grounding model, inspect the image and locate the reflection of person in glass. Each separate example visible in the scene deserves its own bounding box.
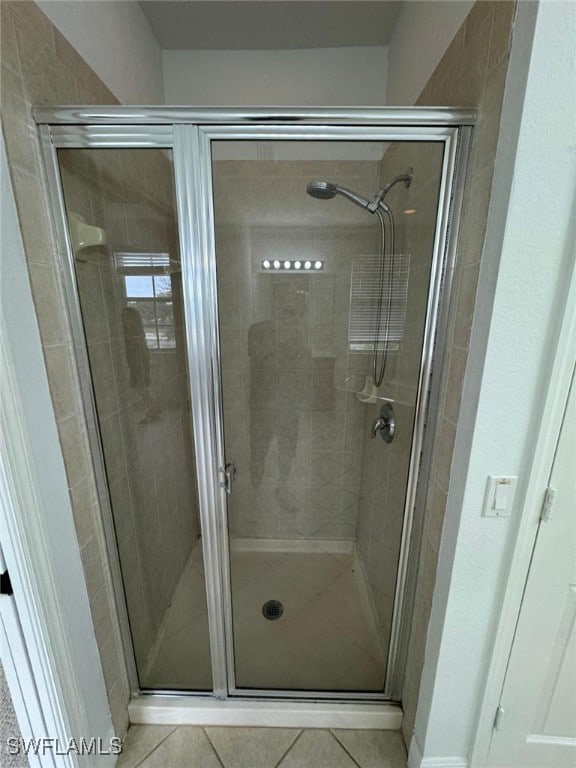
[248,314,311,493]
[122,307,160,423]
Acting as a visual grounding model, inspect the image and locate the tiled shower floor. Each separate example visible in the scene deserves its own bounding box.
[145,540,387,693]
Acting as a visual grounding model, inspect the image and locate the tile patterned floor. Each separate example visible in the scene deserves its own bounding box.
[145,541,387,692]
[116,725,408,768]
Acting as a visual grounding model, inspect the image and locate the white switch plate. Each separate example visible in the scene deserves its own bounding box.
[483,475,518,518]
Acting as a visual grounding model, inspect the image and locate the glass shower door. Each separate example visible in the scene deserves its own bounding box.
[211,139,444,693]
[57,148,212,691]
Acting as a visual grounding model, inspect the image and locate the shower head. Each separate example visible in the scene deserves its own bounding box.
[307,180,339,200]
[307,180,371,211]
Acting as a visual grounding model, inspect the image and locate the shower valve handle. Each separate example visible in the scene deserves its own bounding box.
[371,403,395,443]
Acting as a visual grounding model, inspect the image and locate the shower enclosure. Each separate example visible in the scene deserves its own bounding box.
[37,108,472,718]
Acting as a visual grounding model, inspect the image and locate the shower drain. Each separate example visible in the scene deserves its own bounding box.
[262,600,284,621]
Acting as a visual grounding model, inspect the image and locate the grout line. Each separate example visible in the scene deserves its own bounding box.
[330,730,364,768]
[127,725,178,768]
[202,728,226,768]
[273,729,304,768]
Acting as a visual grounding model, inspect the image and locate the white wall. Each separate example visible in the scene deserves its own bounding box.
[386,0,474,105]
[411,1,576,763]
[36,0,164,103]
[163,47,387,105]
[163,0,474,108]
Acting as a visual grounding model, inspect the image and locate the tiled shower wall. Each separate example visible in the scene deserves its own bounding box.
[213,158,381,541]
[0,0,130,733]
[58,149,200,672]
[356,143,444,651]
[401,0,516,743]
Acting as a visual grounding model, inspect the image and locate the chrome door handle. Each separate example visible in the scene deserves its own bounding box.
[371,403,395,443]
[219,461,237,494]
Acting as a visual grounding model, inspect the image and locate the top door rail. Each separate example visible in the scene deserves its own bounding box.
[32,106,476,127]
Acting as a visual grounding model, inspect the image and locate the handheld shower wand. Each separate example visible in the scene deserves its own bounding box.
[306,181,372,211]
[306,168,414,388]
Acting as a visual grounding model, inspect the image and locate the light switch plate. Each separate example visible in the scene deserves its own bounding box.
[483,475,518,518]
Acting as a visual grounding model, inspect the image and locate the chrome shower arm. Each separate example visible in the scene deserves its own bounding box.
[370,167,414,212]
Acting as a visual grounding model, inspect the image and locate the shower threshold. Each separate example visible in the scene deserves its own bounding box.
[128,695,403,730]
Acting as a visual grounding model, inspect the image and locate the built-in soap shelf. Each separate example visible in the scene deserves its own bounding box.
[336,374,416,408]
[68,211,107,257]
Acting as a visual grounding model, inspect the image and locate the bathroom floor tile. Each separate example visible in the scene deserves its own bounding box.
[277,730,358,767]
[117,726,408,768]
[205,726,301,768]
[115,724,176,768]
[130,727,221,768]
[331,729,408,768]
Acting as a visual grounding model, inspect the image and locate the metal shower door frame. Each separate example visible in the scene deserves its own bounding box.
[35,107,473,707]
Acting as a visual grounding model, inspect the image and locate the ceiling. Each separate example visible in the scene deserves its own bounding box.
[139,1,403,50]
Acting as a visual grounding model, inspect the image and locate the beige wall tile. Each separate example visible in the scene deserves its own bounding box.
[434,418,457,493]
[43,344,82,422]
[452,260,481,349]
[1,88,40,176]
[460,163,497,265]
[89,585,116,655]
[468,55,509,179]
[401,656,422,745]
[69,478,99,548]
[214,159,379,544]
[1,3,21,75]
[9,166,55,263]
[443,345,468,426]
[107,680,130,738]
[51,25,109,105]
[1,61,23,103]
[488,1,516,72]
[80,534,108,604]
[13,12,75,105]
[27,262,69,347]
[8,0,55,50]
[98,629,126,700]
